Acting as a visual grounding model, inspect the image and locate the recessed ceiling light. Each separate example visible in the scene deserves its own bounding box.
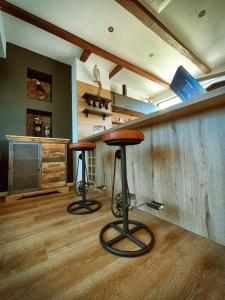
[198,9,206,18]
[148,53,154,58]
[108,26,114,32]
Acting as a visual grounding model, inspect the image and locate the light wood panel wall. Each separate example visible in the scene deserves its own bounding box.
[112,111,137,127]
[95,105,225,246]
[77,81,112,139]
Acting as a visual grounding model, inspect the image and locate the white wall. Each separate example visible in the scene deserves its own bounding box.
[110,81,148,102]
[76,59,149,102]
[71,60,78,143]
[0,11,6,58]
[71,59,83,182]
[76,59,111,90]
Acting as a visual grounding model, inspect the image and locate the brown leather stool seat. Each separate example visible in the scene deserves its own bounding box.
[69,142,96,151]
[102,130,144,146]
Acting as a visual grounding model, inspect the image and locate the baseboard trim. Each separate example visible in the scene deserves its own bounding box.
[0,192,8,197]
[0,184,74,196]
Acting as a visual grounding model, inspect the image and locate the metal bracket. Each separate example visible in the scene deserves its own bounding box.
[147,200,165,210]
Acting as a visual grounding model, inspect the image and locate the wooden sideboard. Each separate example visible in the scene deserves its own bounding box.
[5,135,70,201]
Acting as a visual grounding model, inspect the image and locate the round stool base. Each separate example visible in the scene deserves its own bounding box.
[67,200,101,215]
[99,220,154,257]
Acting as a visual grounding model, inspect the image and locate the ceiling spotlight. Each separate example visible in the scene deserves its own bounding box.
[108,26,114,32]
[148,53,154,58]
[198,9,206,18]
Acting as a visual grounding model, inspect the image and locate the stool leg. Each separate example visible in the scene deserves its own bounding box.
[81,150,86,204]
[67,149,101,215]
[121,145,129,233]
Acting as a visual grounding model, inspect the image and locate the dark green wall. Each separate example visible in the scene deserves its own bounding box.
[0,43,73,192]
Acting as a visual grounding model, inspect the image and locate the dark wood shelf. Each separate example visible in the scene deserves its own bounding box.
[82,93,112,104]
[112,105,145,117]
[82,108,112,120]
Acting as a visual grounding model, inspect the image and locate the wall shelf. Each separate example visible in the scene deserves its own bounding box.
[82,92,112,104]
[82,108,112,120]
[112,105,145,117]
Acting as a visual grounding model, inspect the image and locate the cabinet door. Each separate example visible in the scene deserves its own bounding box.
[41,143,66,189]
[9,142,40,194]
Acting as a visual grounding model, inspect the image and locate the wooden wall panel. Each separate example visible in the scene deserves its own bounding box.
[77,81,112,139]
[95,105,225,246]
[112,111,137,127]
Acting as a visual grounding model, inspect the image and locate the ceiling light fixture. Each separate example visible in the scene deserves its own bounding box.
[108,26,114,32]
[198,9,206,18]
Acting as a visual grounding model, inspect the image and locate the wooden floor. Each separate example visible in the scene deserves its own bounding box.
[0,191,225,300]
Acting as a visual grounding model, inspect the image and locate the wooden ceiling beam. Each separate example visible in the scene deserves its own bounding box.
[109,65,123,79]
[80,49,91,62]
[115,0,211,74]
[0,0,169,88]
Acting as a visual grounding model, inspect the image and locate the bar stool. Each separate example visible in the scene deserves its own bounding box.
[99,130,154,257]
[67,142,101,215]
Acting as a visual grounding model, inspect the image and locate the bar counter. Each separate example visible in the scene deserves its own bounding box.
[80,87,225,142]
[81,87,225,246]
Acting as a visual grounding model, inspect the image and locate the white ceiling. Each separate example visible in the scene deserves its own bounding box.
[142,0,225,68]
[2,0,225,99]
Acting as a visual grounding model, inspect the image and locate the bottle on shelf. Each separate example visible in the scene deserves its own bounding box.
[33,117,42,137]
[43,124,50,137]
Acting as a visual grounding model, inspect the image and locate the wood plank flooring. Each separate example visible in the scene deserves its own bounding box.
[0,191,225,300]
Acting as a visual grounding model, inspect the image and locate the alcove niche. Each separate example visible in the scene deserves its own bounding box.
[27,68,52,102]
[26,108,52,137]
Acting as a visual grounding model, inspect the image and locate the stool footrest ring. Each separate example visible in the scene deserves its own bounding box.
[67,199,101,215]
[99,220,154,257]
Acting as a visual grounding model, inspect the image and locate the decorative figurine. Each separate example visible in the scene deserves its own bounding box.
[93,65,102,96]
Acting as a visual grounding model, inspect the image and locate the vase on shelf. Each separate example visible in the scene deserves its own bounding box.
[33,117,42,137]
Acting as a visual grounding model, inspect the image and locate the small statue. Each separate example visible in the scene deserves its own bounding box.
[93,65,102,96]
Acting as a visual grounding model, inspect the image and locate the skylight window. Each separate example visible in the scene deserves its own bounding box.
[157,72,225,110]
[158,96,182,110]
[199,74,225,89]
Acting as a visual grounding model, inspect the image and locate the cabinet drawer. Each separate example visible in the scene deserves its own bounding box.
[42,143,65,162]
[41,162,66,189]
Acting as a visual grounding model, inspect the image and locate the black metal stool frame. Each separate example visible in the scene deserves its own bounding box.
[100,144,154,257]
[67,149,101,215]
